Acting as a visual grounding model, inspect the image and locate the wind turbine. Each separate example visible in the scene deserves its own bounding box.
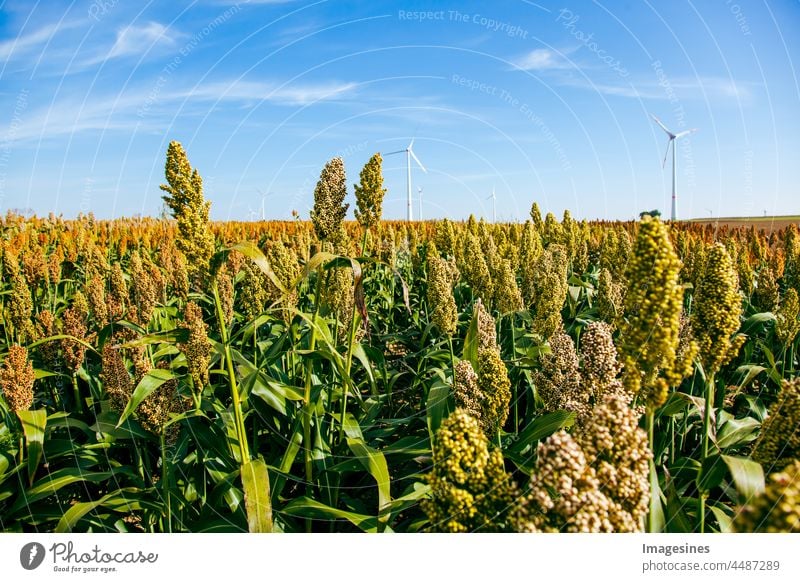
[650,114,697,221]
[386,139,427,221]
[486,186,497,223]
[256,188,271,221]
[418,186,424,221]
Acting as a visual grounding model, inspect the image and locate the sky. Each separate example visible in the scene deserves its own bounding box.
[0,0,798,222]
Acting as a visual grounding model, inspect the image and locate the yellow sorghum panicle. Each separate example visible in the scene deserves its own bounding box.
[530,202,543,232]
[775,288,800,345]
[266,240,301,323]
[216,265,234,327]
[533,327,589,418]
[513,431,613,533]
[36,310,58,369]
[435,219,457,258]
[86,275,108,328]
[596,267,624,327]
[108,262,127,321]
[240,260,270,321]
[735,460,800,533]
[321,228,355,340]
[159,141,215,282]
[452,360,485,431]
[422,409,516,532]
[542,212,563,246]
[0,345,36,413]
[62,291,89,374]
[752,378,800,473]
[354,153,386,230]
[476,347,511,435]
[473,299,497,352]
[491,257,523,315]
[461,233,492,304]
[519,221,543,298]
[575,393,650,532]
[310,157,348,242]
[528,244,568,339]
[180,301,211,393]
[129,251,158,326]
[138,362,187,443]
[3,249,35,343]
[692,242,743,376]
[579,321,621,400]
[752,266,780,313]
[427,252,458,336]
[102,342,133,415]
[618,216,685,408]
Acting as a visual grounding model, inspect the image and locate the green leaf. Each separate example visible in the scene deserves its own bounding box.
[229,241,288,296]
[697,454,728,492]
[507,410,575,454]
[281,497,378,532]
[241,458,273,533]
[708,503,734,533]
[346,438,391,526]
[716,416,760,450]
[426,380,451,441]
[720,454,764,503]
[740,312,775,334]
[56,490,122,533]
[648,459,665,533]
[462,308,480,368]
[116,368,178,428]
[17,409,46,485]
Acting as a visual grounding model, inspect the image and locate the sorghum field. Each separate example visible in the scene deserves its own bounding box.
[1,142,798,533]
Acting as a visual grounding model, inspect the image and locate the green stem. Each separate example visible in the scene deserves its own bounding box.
[71,374,83,414]
[699,371,715,533]
[510,314,518,433]
[213,282,250,464]
[646,408,657,533]
[448,335,455,380]
[304,268,324,494]
[161,431,172,533]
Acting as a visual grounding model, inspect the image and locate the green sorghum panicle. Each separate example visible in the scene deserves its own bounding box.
[618,216,685,408]
[528,244,568,339]
[422,409,516,532]
[476,347,511,435]
[752,378,800,473]
[180,301,211,393]
[310,157,348,242]
[461,233,493,304]
[427,251,458,336]
[159,141,215,282]
[692,242,744,376]
[775,288,800,345]
[354,153,386,230]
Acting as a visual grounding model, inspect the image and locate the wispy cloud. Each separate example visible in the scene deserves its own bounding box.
[0,21,79,61]
[512,48,575,71]
[182,79,357,105]
[559,75,756,102]
[107,22,176,59]
[9,78,357,142]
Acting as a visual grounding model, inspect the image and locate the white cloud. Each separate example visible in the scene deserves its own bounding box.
[0,21,79,61]
[107,21,176,59]
[513,48,573,71]
[183,79,356,105]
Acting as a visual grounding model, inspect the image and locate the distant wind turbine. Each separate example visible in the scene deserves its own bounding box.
[386,139,427,221]
[256,188,272,221]
[650,114,697,221]
[486,186,496,223]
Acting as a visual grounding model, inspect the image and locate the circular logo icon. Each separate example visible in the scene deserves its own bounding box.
[20,542,46,570]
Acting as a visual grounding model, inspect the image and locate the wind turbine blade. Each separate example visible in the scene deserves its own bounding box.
[662,138,673,168]
[385,149,406,156]
[650,113,675,137]
[409,148,427,173]
[675,128,698,139]
[408,138,415,150]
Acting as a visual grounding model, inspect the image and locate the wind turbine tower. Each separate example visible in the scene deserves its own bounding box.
[650,114,697,221]
[387,139,427,221]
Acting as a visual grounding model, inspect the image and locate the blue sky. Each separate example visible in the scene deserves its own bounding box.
[0,0,798,221]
